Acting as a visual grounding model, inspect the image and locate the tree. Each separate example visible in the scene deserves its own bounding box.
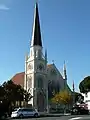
[0,80,32,116]
[0,80,33,116]
[2,80,24,103]
[51,90,72,113]
[1,80,32,103]
[79,76,90,93]
[74,92,84,103]
[51,89,72,105]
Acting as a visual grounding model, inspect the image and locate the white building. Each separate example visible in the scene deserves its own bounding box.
[82,92,90,110]
[12,2,71,112]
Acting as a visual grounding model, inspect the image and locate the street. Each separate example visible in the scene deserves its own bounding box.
[10,115,90,120]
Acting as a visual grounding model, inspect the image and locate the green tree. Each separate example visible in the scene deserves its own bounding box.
[73,92,84,103]
[51,89,72,105]
[51,90,72,113]
[0,80,32,108]
[2,80,24,102]
[79,76,90,93]
[2,80,32,102]
[0,80,32,116]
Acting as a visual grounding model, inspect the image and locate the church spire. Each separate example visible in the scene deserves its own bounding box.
[31,2,42,47]
[45,49,47,64]
[64,61,66,71]
[63,61,67,81]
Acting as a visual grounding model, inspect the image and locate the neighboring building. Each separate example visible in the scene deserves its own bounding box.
[82,92,90,110]
[12,2,71,112]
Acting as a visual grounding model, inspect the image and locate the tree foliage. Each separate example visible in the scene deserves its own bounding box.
[73,92,84,103]
[0,80,32,109]
[51,89,72,105]
[0,80,32,116]
[79,76,90,93]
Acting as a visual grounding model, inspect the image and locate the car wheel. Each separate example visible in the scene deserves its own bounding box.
[19,114,23,118]
[34,113,38,118]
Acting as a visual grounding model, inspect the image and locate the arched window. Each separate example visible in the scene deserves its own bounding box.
[38,77,43,89]
[27,76,32,89]
[38,50,42,58]
[57,82,60,93]
[36,50,38,58]
[36,50,42,59]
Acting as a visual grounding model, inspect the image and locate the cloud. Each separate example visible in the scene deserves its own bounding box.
[0,4,9,10]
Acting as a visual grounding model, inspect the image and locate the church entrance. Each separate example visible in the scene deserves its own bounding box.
[37,91,45,112]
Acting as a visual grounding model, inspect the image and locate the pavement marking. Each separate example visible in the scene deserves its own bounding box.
[69,117,83,120]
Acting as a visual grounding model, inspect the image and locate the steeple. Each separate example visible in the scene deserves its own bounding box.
[45,49,47,63]
[31,2,42,47]
[64,61,66,71]
[73,80,75,92]
[63,61,67,81]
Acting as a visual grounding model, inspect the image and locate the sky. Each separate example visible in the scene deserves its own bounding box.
[0,0,90,92]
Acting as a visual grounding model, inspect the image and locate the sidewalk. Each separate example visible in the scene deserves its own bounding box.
[39,112,71,117]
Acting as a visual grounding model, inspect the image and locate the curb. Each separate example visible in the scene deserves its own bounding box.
[40,113,71,117]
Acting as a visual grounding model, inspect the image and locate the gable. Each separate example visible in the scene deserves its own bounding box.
[47,64,64,80]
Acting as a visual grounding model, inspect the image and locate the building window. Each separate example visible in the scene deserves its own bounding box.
[57,82,60,93]
[37,63,44,71]
[38,77,43,89]
[85,93,88,97]
[38,50,42,58]
[36,50,38,58]
[36,50,42,59]
[27,76,32,89]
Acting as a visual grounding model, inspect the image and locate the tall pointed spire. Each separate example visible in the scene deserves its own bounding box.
[31,1,42,47]
[45,49,47,63]
[64,60,66,71]
[63,61,67,80]
[73,80,75,92]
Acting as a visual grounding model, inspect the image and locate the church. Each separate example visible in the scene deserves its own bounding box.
[12,2,71,112]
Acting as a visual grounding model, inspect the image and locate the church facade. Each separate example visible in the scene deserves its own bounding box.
[24,2,69,112]
[12,2,71,112]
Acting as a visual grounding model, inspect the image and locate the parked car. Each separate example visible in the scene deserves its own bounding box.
[71,104,89,115]
[11,107,39,118]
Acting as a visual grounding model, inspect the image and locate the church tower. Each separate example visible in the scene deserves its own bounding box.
[24,2,48,112]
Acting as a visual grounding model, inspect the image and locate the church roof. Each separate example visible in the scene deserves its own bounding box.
[12,72,25,88]
[31,2,42,47]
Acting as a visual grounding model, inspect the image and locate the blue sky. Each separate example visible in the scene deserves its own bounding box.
[0,0,90,92]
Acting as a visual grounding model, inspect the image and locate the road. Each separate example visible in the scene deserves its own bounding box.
[10,115,90,120]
